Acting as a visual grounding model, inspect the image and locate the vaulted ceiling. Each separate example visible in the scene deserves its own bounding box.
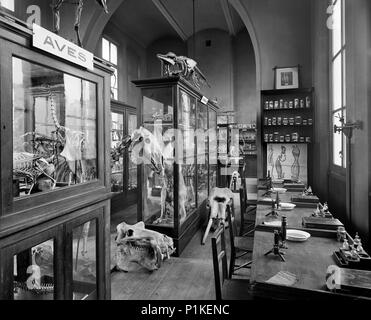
[110,0,245,47]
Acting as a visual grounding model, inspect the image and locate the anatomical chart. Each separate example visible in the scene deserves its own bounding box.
[267,144,308,185]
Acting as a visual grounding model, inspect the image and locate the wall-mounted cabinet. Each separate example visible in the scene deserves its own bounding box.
[133,77,218,255]
[0,15,111,299]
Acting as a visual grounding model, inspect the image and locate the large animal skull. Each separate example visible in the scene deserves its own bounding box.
[115,221,175,272]
[120,127,164,175]
[202,187,234,245]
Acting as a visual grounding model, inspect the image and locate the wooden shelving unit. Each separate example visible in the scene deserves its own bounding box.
[261,88,315,186]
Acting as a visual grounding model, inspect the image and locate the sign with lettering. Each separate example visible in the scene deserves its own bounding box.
[201,96,209,105]
[32,23,94,70]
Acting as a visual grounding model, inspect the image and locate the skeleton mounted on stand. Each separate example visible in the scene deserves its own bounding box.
[51,0,108,47]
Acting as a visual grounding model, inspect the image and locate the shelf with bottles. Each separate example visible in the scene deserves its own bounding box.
[263,115,313,127]
[263,132,312,144]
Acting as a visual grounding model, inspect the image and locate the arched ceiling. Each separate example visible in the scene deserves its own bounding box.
[109,0,245,47]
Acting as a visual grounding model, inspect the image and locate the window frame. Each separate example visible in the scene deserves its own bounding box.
[329,0,346,173]
[101,36,119,101]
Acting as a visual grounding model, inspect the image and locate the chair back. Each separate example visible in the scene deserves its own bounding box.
[226,204,237,252]
[211,225,228,300]
[245,178,258,203]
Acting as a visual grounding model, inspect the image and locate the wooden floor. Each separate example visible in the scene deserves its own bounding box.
[110,205,251,300]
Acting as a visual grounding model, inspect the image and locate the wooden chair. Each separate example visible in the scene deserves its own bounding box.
[239,178,257,237]
[211,225,252,300]
[226,204,253,278]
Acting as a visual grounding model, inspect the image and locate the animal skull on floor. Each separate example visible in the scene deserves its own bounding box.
[201,187,234,245]
[115,221,175,272]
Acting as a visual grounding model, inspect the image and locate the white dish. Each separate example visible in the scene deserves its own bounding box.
[279,203,296,211]
[286,230,311,242]
[271,188,287,193]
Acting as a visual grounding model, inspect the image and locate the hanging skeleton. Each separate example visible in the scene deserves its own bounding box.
[52,0,108,47]
[115,221,175,272]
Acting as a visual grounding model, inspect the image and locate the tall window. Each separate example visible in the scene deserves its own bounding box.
[0,0,14,11]
[330,0,346,168]
[102,37,118,100]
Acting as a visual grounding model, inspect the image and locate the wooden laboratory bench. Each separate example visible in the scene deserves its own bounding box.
[248,184,371,300]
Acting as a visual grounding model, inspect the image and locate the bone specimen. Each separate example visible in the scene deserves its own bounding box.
[115,221,175,272]
[157,52,211,89]
[52,0,108,47]
[202,187,234,245]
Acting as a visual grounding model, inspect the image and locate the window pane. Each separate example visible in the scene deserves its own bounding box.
[111,112,124,193]
[342,50,346,106]
[14,240,54,300]
[342,110,346,168]
[128,114,137,191]
[333,111,342,166]
[111,68,118,89]
[332,0,342,56]
[73,220,97,300]
[332,54,342,110]
[0,0,14,11]
[102,38,110,62]
[110,43,118,66]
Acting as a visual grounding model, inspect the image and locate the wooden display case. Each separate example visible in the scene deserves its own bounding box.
[110,100,138,212]
[0,14,112,299]
[261,88,314,185]
[133,77,218,255]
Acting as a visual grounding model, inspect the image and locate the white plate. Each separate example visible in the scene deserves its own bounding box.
[271,188,287,193]
[286,230,311,242]
[279,203,296,211]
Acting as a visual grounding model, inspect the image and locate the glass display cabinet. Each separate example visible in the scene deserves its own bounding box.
[133,77,218,255]
[0,15,111,299]
[110,101,138,212]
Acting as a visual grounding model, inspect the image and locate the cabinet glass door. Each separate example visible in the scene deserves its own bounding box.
[141,87,174,227]
[127,113,137,192]
[209,110,218,191]
[179,90,197,225]
[12,57,98,199]
[13,240,55,300]
[111,112,125,193]
[72,219,97,300]
[197,103,208,204]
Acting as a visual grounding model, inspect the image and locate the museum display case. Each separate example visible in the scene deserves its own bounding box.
[110,101,138,212]
[0,14,111,299]
[133,77,218,255]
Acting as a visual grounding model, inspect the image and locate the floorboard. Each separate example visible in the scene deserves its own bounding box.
[110,204,251,300]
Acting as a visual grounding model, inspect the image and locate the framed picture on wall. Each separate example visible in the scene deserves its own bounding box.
[274,65,300,89]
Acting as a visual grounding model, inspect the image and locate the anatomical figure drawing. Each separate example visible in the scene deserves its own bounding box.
[267,144,308,184]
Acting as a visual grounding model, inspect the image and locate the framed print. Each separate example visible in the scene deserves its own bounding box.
[274,66,300,89]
